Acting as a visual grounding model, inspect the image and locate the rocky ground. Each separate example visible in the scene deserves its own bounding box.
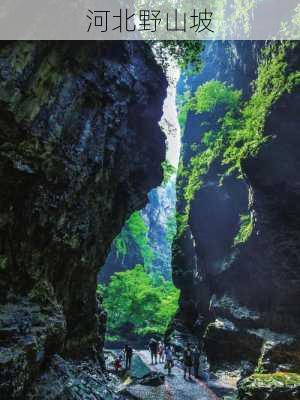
[108,349,237,400]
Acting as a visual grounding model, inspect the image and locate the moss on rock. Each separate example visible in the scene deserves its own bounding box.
[238,372,300,400]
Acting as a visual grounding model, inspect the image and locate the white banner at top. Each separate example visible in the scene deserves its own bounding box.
[0,0,299,40]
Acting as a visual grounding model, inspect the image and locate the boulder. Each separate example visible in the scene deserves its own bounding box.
[137,372,165,387]
[238,373,300,400]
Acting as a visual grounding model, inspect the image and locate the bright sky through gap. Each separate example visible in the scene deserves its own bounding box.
[159,61,181,168]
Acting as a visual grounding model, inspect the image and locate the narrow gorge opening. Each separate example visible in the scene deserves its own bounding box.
[98,56,182,348]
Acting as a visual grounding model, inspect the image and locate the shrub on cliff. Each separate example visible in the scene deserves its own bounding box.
[176,41,300,236]
[115,212,154,269]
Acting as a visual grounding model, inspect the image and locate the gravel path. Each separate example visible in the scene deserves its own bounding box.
[123,350,220,400]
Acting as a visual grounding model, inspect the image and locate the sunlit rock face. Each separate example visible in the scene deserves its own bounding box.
[172,40,300,396]
[0,41,167,399]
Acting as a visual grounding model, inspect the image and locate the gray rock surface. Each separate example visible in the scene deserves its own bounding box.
[0,41,167,399]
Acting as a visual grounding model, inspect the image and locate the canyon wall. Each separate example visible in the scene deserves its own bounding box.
[172,41,300,398]
[142,180,176,279]
[0,41,167,399]
[99,179,176,283]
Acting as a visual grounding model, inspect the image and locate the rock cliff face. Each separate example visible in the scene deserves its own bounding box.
[142,180,176,279]
[0,41,167,399]
[172,41,300,398]
[99,178,176,283]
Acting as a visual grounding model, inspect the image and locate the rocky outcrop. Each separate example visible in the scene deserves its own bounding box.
[238,373,300,400]
[0,41,167,398]
[136,371,165,387]
[172,41,300,399]
[27,355,120,400]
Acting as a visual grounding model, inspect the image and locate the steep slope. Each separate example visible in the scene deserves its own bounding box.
[172,41,300,399]
[0,41,167,399]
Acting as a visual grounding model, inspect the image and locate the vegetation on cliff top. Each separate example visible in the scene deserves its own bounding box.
[176,41,300,236]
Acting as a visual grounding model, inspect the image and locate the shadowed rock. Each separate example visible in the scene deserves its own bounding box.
[137,372,165,387]
[171,40,300,400]
[0,41,167,399]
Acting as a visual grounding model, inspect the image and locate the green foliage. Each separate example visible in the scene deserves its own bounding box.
[240,372,300,391]
[280,4,300,38]
[154,41,204,73]
[184,134,224,204]
[174,41,204,73]
[114,212,154,268]
[115,237,127,257]
[162,160,176,186]
[176,42,300,236]
[165,212,177,244]
[179,81,241,213]
[177,90,192,129]
[190,142,200,153]
[192,80,242,113]
[214,0,255,38]
[234,214,253,246]
[100,264,179,336]
[0,255,8,271]
[223,42,300,175]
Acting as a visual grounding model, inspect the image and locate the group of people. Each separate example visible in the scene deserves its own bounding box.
[148,338,202,379]
[113,340,202,380]
[148,338,174,375]
[183,343,202,380]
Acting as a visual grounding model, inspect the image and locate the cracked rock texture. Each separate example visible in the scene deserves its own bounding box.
[0,41,167,399]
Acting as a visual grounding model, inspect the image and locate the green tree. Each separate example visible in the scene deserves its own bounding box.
[192,80,241,113]
[100,265,179,338]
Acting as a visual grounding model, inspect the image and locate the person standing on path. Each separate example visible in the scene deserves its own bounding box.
[124,344,133,369]
[149,338,158,364]
[192,345,201,378]
[164,344,174,376]
[183,343,193,379]
[158,341,165,363]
